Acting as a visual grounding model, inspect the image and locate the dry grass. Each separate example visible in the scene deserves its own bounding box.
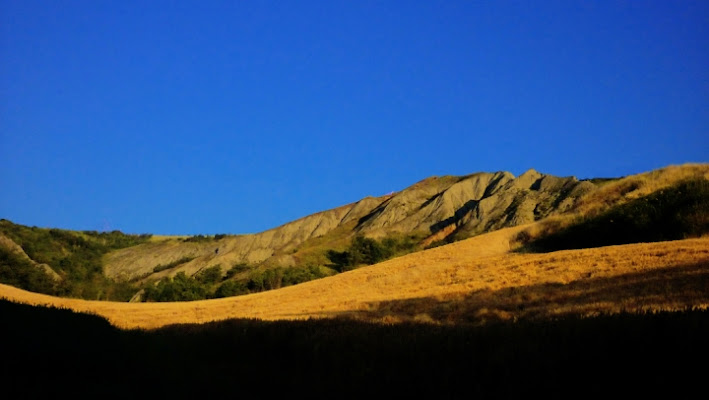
[574,163,709,216]
[3,221,707,330]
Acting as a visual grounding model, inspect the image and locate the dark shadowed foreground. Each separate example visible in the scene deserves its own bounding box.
[1,300,707,398]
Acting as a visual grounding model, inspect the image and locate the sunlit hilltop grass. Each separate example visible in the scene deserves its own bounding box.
[2,221,707,329]
[575,163,709,215]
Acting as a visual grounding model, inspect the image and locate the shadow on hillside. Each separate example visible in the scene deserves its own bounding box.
[324,260,709,325]
[429,199,479,234]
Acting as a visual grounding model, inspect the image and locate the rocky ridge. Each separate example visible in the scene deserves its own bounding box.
[104,169,595,280]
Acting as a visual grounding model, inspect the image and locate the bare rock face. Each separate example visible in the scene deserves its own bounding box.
[351,169,593,240]
[104,169,596,280]
[355,172,513,235]
[451,171,595,238]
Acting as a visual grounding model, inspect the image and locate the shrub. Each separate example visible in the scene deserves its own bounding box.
[326,236,387,272]
[247,268,283,292]
[152,256,196,273]
[182,234,219,242]
[281,265,328,287]
[245,265,329,293]
[0,220,149,300]
[525,178,709,252]
[213,280,248,298]
[143,272,207,302]
[0,247,57,295]
[225,263,252,279]
[195,265,223,284]
[326,234,420,272]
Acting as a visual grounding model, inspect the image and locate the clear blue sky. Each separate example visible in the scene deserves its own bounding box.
[1,1,707,235]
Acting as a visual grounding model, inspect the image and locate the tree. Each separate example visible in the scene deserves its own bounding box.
[214,280,248,298]
[195,265,222,284]
[143,272,207,302]
[326,236,393,272]
[225,263,251,279]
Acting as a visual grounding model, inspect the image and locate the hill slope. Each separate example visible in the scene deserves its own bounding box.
[2,163,707,302]
[103,169,595,281]
[2,223,707,329]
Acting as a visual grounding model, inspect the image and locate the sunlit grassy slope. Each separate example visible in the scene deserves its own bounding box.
[2,221,707,329]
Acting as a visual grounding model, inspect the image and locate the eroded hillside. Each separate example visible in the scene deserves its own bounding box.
[103,168,596,281]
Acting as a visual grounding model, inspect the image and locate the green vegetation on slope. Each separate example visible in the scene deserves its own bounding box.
[326,233,422,272]
[143,272,209,302]
[181,234,230,242]
[3,217,409,302]
[0,246,57,295]
[0,219,151,300]
[141,232,423,303]
[244,265,329,293]
[519,178,709,252]
[152,256,196,273]
[142,264,330,301]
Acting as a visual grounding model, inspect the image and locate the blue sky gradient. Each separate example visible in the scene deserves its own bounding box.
[1,1,707,234]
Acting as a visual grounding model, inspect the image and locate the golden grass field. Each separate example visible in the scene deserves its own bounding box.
[2,222,707,330]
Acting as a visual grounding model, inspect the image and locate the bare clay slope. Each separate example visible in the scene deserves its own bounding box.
[105,170,593,281]
[104,196,390,280]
